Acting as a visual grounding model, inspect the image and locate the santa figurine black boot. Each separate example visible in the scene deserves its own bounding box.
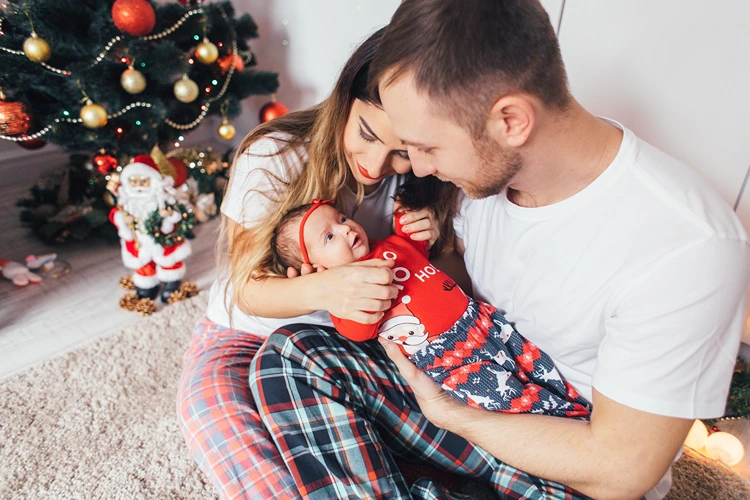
[161,280,182,303]
[136,284,160,301]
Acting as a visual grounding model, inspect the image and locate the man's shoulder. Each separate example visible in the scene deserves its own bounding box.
[629,136,746,243]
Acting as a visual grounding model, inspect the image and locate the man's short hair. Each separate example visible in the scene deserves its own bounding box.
[370,0,571,136]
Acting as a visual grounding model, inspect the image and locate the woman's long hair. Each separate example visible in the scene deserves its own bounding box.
[219,27,458,319]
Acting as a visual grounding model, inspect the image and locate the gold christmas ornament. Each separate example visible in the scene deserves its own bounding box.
[195,38,219,65]
[173,75,199,103]
[80,100,108,129]
[218,117,235,140]
[120,68,147,94]
[23,33,51,63]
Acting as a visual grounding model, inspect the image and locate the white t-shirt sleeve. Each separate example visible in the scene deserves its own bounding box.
[221,135,303,228]
[453,191,470,241]
[594,238,750,419]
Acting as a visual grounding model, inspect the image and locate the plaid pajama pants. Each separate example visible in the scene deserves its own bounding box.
[250,324,591,500]
[177,317,299,499]
[411,298,591,418]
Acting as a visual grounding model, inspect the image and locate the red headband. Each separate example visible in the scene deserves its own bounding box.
[299,199,334,265]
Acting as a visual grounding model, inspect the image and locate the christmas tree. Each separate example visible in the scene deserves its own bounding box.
[0,0,279,243]
[0,0,277,153]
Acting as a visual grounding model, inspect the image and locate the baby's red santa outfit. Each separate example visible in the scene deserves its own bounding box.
[329,213,469,354]
[298,202,590,418]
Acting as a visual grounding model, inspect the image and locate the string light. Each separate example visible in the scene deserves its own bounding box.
[5,8,204,74]
[142,9,205,41]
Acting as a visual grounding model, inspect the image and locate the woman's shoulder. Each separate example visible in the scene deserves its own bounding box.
[234,132,309,178]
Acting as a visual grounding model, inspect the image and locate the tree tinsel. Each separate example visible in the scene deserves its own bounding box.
[143,203,194,247]
[0,0,278,155]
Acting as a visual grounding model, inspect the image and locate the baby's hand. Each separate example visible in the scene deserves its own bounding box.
[394,202,439,249]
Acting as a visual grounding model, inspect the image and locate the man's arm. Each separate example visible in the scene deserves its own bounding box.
[380,339,692,500]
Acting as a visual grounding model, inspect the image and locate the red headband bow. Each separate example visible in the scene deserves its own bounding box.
[299,199,333,265]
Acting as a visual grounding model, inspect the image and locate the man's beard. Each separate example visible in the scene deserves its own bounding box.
[461,135,523,200]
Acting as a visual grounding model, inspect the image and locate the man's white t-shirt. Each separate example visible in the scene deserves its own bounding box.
[454,120,749,499]
[205,134,405,336]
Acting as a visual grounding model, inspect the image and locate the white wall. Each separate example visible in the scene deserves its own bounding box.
[556,0,750,343]
[230,0,401,143]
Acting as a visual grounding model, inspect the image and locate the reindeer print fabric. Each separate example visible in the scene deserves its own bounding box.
[411,298,592,419]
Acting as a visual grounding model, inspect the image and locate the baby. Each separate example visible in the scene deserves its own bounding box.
[271,199,591,418]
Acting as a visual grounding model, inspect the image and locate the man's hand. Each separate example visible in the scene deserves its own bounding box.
[379,338,462,426]
[381,336,692,499]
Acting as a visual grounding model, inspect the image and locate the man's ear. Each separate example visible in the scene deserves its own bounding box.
[486,94,536,148]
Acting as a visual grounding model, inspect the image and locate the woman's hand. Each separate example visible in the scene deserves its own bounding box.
[289,258,398,324]
[394,202,439,249]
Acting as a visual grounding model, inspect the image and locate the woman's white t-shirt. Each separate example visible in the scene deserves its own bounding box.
[206,134,405,336]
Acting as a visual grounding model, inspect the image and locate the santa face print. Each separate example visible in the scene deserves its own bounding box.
[304,205,371,268]
[379,322,429,355]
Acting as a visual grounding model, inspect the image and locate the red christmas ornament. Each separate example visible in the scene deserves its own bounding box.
[169,157,188,187]
[217,53,245,75]
[112,0,156,37]
[16,135,46,150]
[94,154,118,175]
[259,99,289,124]
[0,99,31,136]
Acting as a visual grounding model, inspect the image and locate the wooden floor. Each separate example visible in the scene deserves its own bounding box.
[0,158,219,379]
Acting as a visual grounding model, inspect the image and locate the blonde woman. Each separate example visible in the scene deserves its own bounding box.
[177,28,457,498]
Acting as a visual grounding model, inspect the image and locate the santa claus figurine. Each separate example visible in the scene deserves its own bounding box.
[110,155,194,308]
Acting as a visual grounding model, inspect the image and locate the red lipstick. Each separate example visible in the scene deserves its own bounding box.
[357,162,376,180]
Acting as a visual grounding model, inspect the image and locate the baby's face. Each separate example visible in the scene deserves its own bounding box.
[303,205,370,268]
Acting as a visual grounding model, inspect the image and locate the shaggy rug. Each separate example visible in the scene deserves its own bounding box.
[1,295,749,499]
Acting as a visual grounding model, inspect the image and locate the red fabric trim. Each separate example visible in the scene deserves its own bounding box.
[163,241,184,257]
[136,261,157,276]
[161,262,184,271]
[125,239,139,257]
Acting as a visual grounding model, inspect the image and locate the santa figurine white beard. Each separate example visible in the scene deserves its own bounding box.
[109,155,192,303]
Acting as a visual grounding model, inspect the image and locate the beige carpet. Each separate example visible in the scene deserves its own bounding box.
[1,295,749,499]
